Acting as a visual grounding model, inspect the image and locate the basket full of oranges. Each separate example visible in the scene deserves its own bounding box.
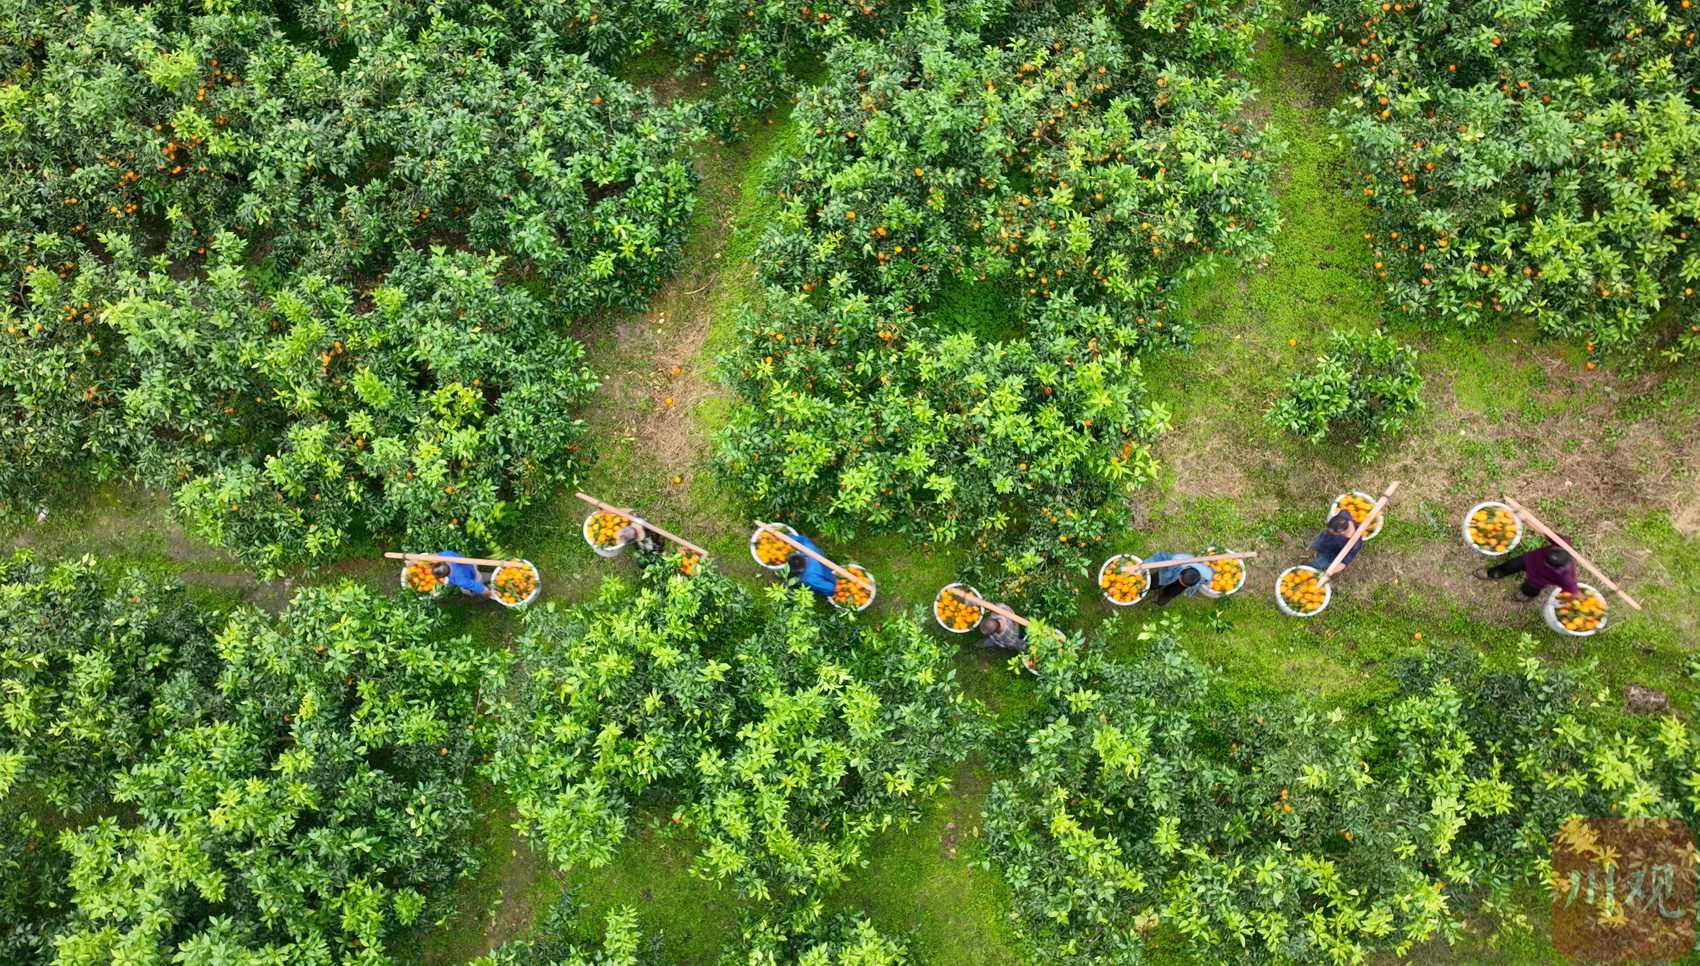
[750,524,798,570]
[1196,546,1246,598]
[1463,502,1522,556]
[583,511,632,557]
[1276,565,1331,617]
[934,583,985,633]
[1545,583,1608,636]
[401,559,444,597]
[830,564,876,612]
[1330,491,1385,541]
[491,559,541,607]
[1098,555,1150,606]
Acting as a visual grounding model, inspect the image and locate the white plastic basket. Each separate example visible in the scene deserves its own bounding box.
[934,583,984,633]
[490,559,541,608]
[1330,491,1385,541]
[399,562,445,598]
[1275,565,1331,617]
[1461,501,1523,557]
[1097,554,1150,607]
[829,564,877,612]
[1544,583,1608,637]
[1195,546,1246,599]
[750,523,798,570]
[583,510,633,558]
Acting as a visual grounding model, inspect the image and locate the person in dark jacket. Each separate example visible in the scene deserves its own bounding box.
[1474,536,1580,601]
[431,550,495,600]
[1307,512,1361,576]
[977,613,1026,652]
[1144,551,1215,607]
[783,533,839,600]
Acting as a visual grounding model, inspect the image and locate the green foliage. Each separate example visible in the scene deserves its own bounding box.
[1265,328,1424,458]
[720,904,914,966]
[0,552,214,966]
[981,623,1700,966]
[753,10,1278,343]
[483,558,983,901]
[720,6,1277,614]
[1291,0,1700,350]
[0,553,497,966]
[473,899,663,966]
[0,0,701,550]
[50,581,495,966]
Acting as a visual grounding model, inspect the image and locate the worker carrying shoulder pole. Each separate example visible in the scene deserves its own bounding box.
[783,532,839,600]
[597,519,663,558]
[431,549,497,601]
[1307,512,1362,577]
[1474,534,1579,601]
[1143,551,1214,606]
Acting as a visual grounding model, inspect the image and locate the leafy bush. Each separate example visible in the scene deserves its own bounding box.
[0,2,700,551]
[1265,328,1424,458]
[719,904,914,966]
[2,234,597,570]
[1,556,495,966]
[720,7,1276,613]
[483,558,983,900]
[473,899,663,966]
[0,552,215,966]
[1292,0,1700,350]
[981,623,1700,966]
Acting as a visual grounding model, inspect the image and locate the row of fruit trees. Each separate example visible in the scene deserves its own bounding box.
[3,551,1694,966]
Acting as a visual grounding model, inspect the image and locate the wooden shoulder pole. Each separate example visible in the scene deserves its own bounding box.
[1317,480,1400,587]
[1130,550,1258,571]
[754,521,873,591]
[1504,498,1643,611]
[385,552,523,569]
[576,492,711,558]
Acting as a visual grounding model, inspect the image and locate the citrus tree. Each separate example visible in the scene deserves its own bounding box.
[720,7,1275,613]
[0,0,699,546]
[0,552,214,966]
[1265,328,1425,459]
[483,558,984,900]
[1294,0,1700,352]
[982,622,1700,966]
[51,581,495,966]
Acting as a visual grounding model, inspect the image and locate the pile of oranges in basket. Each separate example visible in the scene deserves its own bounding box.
[1279,568,1328,614]
[935,586,984,630]
[493,563,539,605]
[1334,492,1383,537]
[1467,505,1518,553]
[1099,557,1148,604]
[1209,557,1244,594]
[832,565,873,609]
[755,529,792,566]
[586,511,628,549]
[403,560,440,593]
[1553,588,1607,632]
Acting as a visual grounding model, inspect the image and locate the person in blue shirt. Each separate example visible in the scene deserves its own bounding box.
[782,534,840,600]
[1306,512,1360,576]
[430,550,496,600]
[1144,551,1215,607]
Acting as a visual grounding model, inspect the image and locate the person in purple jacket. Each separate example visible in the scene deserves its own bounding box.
[1473,535,1580,601]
